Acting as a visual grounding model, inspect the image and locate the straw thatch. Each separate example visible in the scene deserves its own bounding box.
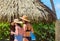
[0,0,57,23]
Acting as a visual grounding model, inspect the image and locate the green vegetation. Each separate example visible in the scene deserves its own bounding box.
[0,22,55,41]
[0,23,10,41]
[32,23,55,41]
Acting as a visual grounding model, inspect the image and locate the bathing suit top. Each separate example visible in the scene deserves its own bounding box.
[26,24,32,32]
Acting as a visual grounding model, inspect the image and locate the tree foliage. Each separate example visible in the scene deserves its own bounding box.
[32,22,55,41]
[0,23,10,40]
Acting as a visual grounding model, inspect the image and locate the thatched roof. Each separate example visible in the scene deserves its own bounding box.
[0,0,57,23]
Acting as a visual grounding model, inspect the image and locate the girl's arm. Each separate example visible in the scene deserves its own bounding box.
[23,24,27,31]
[30,25,34,33]
[11,26,18,35]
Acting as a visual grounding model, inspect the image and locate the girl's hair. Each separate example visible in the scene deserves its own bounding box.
[24,21,30,24]
[16,23,22,27]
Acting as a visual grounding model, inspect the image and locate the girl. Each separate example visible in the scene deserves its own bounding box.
[11,19,24,41]
[20,15,34,41]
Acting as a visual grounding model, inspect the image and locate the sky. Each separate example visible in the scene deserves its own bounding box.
[41,0,60,19]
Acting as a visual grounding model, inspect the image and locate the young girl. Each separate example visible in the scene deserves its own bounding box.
[20,15,34,41]
[11,19,24,41]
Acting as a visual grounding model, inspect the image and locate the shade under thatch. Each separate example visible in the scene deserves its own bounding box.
[0,0,57,23]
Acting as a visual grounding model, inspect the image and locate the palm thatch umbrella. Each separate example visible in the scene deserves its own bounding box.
[0,0,57,23]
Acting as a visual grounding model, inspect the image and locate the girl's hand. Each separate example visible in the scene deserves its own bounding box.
[11,31,14,35]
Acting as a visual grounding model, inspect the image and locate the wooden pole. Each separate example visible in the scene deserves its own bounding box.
[50,0,56,14]
[50,0,57,20]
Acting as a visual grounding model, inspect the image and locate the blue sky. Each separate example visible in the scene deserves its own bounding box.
[41,0,60,19]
